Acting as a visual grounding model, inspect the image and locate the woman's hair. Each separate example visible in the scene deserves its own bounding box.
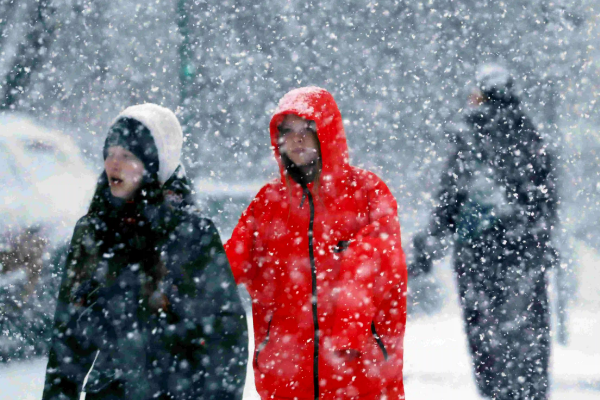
[85,169,165,297]
[282,155,322,198]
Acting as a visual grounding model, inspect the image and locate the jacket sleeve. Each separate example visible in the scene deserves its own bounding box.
[515,117,559,230]
[330,172,408,355]
[179,219,248,400]
[410,147,466,277]
[42,218,97,400]
[224,195,259,285]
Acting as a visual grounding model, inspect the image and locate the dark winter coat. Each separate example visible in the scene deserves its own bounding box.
[225,87,408,400]
[412,94,557,400]
[42,175,248,400]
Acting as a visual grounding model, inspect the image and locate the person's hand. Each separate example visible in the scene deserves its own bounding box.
[149,291,170,312]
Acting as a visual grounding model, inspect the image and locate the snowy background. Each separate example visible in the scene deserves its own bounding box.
[3,1,600,243]
[2,0,600,398]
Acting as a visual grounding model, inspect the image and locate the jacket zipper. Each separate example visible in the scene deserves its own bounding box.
[303,187,319,400]
[371,321,388,361]
[254,317,273,373]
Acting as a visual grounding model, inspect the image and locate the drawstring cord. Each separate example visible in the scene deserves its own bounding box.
[79,349,100,400]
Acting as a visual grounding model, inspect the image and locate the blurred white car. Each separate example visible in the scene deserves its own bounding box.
[0,114,95,239]
[0,114,96,361]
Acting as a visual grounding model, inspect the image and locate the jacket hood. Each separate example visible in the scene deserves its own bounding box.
[475,63,518,106]
[115,104,183,185]
[269,87,350,193]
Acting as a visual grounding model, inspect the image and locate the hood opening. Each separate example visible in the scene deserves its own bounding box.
[115,103,184,185]
[269,87,350,197]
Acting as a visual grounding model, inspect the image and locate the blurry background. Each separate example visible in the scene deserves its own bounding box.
[1,0,599,398]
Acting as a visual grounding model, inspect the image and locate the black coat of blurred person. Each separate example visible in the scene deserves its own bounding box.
[42,104,248,400]
[410,65,558,400]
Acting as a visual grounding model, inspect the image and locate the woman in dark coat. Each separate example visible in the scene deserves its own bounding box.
[411,65,558,400]
[42,104,247,400]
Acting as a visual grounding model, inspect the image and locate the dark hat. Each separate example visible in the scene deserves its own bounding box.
[103,117,160,179]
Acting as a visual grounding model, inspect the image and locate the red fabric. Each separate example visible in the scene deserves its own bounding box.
[225,87,407,400]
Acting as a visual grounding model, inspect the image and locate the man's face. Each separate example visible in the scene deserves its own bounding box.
[469,88,485,108]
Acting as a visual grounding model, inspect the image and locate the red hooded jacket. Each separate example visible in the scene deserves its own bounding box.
[225,87,407,400]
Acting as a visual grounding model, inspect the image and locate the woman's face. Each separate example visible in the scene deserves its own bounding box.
[278,114,320,166]
[104,146,145,200]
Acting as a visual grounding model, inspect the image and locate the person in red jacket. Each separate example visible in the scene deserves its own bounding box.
[225,87,407,400]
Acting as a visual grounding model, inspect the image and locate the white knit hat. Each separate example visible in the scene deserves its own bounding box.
[114,104,183,185]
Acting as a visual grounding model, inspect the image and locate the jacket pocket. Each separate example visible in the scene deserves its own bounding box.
[371,321,388,361]
[332,240,351,253]
[254,317,273,374]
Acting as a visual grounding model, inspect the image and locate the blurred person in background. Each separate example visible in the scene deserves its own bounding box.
[43,104,247,400]
[225,87,408,400]
[410,65,558,400]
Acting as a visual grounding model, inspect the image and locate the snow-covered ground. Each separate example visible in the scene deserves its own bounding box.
[1,242,598,400]
[402,290,600,399]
